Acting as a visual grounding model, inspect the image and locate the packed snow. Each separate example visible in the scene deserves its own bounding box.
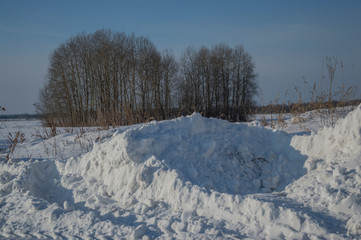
[0,105,361,239]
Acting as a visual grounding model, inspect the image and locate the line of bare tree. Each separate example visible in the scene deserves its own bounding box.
[36,29,257,126]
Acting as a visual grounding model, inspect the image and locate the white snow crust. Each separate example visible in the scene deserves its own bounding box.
[1,105,361,239]
[288,104,361,236]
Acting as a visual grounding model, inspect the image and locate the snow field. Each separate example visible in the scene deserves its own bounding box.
[0,106,361,239]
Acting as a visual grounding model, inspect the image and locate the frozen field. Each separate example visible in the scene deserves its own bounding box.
[0,105,361,239]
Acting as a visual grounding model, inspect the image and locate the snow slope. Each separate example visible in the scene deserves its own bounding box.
[0,106,360,239]
[287,104,361,235]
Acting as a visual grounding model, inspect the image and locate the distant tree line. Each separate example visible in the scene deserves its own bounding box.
[0,114,42,120]
[36,29,257,126]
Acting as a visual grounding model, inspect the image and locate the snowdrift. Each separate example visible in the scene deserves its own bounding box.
[292,104,361,160]
[72,113,305,203]
[288,104,361,235]
[61,113,329,239]
[1,106,361,239]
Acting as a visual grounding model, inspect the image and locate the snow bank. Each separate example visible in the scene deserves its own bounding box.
[2,110,359,238]
[72,113,305,205]
[57,113,330,238]
[288,104,361,235]
[291,104,361,161]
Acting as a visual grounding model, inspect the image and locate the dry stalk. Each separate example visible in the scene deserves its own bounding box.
[6,131,26,161]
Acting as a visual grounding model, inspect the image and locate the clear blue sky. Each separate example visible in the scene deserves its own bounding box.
[1,0,360,114]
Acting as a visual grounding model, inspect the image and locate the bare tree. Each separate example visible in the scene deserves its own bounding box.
[36,30,179,126]
[36,30,257,126]
[177,44,257,121]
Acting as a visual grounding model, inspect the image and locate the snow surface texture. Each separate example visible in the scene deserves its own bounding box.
[288,104,361,236]
[0,106,360,239]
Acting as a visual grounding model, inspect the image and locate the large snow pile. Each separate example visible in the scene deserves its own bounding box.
[74,113,305,197]
[286,104,361,235]
[1,107,361,239]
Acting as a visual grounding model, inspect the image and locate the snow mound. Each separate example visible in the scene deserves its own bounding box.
[288,104,361,235]
[291,104,361,161]
[70,113,306,215]
[2,112,358,238]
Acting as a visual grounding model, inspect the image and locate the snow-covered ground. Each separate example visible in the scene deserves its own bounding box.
[0,105,360,239]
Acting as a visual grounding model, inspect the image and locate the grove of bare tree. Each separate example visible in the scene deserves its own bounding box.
[36,29,257,126]
[177,44,257,121]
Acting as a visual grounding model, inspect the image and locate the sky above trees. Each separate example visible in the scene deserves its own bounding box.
[1,0,361,114]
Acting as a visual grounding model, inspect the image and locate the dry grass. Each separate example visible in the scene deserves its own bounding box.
[6,131,26,161]
[257,56,360,129]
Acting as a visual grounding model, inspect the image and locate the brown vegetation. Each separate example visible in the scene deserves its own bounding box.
[255,56,360,128]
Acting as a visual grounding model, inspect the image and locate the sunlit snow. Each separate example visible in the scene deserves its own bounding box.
[1,105,361,239]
